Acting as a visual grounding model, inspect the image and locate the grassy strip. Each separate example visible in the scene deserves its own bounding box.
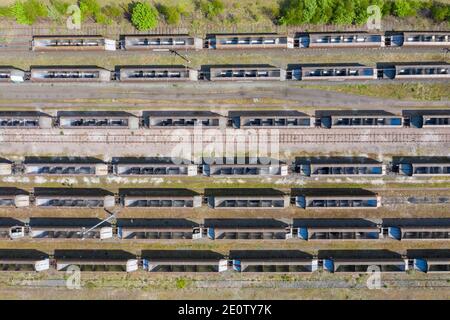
[299,83,450,101]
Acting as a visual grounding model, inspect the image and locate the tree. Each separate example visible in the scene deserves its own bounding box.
[279,0,318,25]
[131,2,158,30]
[332,0,355,25]
[302,0,318,23]
[310,0,334,24]
[354,0,370,25]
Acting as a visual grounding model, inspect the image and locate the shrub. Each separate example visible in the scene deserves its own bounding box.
[199,0,224,19]
[47,0,70,21]
[392,0,417,17]
[95,12,112,25]
[102,4,123,21]
[261,5,280,21]
[431,3,450,22]
[49,0,69,15]
[131,2,159,30]
[158,4,181,25]
[11,0,47,25]
[79,0,100,21]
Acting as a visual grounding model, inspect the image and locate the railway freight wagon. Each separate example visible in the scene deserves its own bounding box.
[0,111,52,128]
[298,32,384,48]
[208,34,294,49]
[28,218,113,239]
[118,66,198,81]
[394,63,450,80]
[293,188,381,209]
[203,158,289,177]
[0,68,25,82]
[32,36,116,51]
[400,31,450,47]
[120,188,203,208]
[3,62,450,84]
[318,110,403,128]
[0,188,30,208]
[297,157,385,177]
[30,67,111,82]
[209,66,286,81]
[3,249,448,273]
[123,35,203,50]
[205,188,290,209]
[113,157,198,176]
[23,157,108,176]
[228,110,313,129]
[144,111,225,127]
[33,188,115,208]
[20,31,450,53]
[293,65,377,81]
[57,111,139,129]
[4,216,450,242]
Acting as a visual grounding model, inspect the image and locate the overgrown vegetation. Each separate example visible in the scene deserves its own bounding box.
[130,1,159,30]
[0,0,448,27]
[197,0,224,19]
[157,3,187,25]
[7,0,48,25]
[279,0,450,26]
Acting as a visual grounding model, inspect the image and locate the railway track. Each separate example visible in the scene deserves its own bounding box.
[0,132,449,144]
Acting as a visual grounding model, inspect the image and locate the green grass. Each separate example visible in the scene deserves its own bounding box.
[299,83,450,101]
